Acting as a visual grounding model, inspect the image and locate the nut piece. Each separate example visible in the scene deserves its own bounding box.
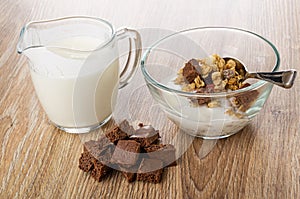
[182,83,196,92]
[211,72,222,85]
[225,59,236,69]
[200,64,212,77]
[213,54,225,72]
[214,79,227,92]
[207,100,220,108]
[194,76,205,88]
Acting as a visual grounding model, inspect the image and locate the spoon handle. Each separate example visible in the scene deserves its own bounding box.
[247,69,297,89]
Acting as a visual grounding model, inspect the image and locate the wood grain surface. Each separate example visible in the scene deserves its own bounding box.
[0,0,299,198]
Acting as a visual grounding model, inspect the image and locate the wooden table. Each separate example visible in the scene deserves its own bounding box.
[0,0,299,198]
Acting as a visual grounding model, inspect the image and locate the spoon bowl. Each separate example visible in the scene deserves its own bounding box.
[224,57,297,89]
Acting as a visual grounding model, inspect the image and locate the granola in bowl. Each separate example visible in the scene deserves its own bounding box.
[174,54,259,118]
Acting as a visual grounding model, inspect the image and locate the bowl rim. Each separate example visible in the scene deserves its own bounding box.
[141,26,280,97]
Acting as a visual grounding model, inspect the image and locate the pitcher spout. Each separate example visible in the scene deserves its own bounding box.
[17,22,43,54]
[17,26,26,54]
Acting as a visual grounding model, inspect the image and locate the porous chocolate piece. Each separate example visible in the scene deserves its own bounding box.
[144,144,177,167]
[130,125,160,147]
[105,125,128,144]
[137,158,164,183]
[91,159,112,182]
[110,140,141,167]
[84,136,114,164]
[116,164,139,182]
[119,168,136,183]
[182,59,200,83]
[119,120,135,136]
[144,144,165,152]
[79,120,178,184]
[78,151,94,172]
[205,84,215,93]
[193,83,216,105]
[195,97,211,106]
[114,161,139,182]
[191,93,211,106]
[122,171,136,183]
[235,90,259,112]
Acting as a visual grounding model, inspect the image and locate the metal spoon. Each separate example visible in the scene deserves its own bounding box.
[223,57,297,89]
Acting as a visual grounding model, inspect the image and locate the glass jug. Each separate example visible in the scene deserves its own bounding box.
[17,16,142,133]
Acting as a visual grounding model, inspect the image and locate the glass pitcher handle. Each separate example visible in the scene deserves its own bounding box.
[115,28,142,88]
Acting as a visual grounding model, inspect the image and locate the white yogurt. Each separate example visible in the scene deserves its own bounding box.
[159,78,250,138]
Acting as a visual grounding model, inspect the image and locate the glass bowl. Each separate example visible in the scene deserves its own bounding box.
[141,27,280,139]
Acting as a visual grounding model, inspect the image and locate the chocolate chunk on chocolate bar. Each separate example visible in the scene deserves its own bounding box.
[182,59,201,83]
[91,159,112,182]
[110,140,141,167]
[78,151,94,172]
[137,158,164,183]
[144,144,177,167]
[130,125,160,147]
